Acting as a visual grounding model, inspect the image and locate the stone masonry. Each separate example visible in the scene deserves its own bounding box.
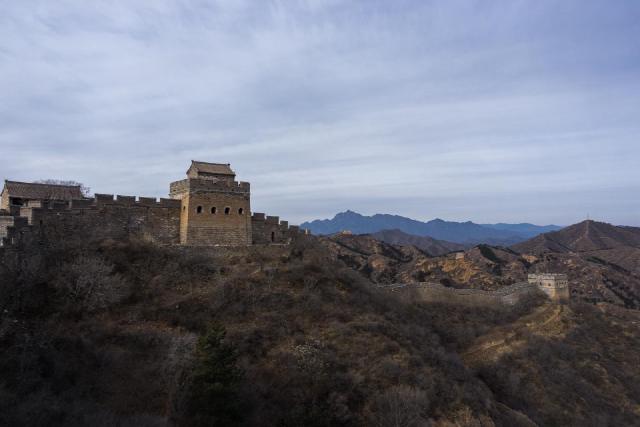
[528,273,570,303]
[169,162,252,246]
[0,161,307,247]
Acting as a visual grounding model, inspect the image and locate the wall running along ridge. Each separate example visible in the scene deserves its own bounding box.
[1,163,308,247]
[0,195,306,248]
[383,281,551,307]
[0,196,181,247]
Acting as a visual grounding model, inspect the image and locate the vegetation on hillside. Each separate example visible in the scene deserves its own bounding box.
[1,231,639,426]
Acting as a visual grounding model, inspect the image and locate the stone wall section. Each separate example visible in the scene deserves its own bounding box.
[0,195,181,247]
[251,213,306,244]
[2,163,307,248]
[386,281,546,307]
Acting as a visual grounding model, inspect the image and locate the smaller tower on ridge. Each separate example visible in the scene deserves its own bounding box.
[528,273,570,303]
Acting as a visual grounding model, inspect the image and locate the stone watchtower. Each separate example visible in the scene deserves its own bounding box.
[169,161,251,246]
[528,273,570,303]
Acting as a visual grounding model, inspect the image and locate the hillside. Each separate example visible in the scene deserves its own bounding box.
[330,232,640,308]
[513,220,640,254]
[369,229,466,256]
[1,231,640,425]
[301,210,561,245]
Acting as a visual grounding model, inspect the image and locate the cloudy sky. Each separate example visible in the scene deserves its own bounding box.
[1,1,639,225]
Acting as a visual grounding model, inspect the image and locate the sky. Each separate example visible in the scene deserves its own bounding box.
[1,1,639,226]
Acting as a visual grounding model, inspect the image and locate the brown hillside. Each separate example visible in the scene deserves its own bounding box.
[513,220,640,254]
[322,233,640,309]
[369,229,466,256]
[323,234,529,290]
[2,233,640,425]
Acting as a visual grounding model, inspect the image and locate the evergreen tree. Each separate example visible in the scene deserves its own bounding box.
[187,324,245,426]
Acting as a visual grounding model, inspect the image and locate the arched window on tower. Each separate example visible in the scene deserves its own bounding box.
[211,207,217,214]
[238,208,244,215]
[224,207,231,215]
[271,231,275,242]
[196,206,203,214]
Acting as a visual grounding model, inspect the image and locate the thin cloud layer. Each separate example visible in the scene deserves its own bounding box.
[1,1,639,225]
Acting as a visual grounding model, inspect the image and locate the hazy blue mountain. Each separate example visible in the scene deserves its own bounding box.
[480,223,563,238]
[301,210,562,245]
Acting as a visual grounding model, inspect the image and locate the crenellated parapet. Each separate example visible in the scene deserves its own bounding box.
[94,194,182,208]
[251,212,308,244]
[1,192,183,247]
[1,161,301,248]
[169,178,250,199]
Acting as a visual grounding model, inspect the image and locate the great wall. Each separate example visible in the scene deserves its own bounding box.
[0,160,570,306]
[380,274,569,306]
[0,161,308,248]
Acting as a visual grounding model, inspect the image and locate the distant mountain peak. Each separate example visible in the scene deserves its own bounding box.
[335,210,362,217]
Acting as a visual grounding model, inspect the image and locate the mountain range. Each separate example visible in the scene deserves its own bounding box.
[301,210,562,245]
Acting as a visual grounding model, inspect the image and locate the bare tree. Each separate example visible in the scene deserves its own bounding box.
[370,385,431,427]
[35,179,91,197]
[54,256,129,312]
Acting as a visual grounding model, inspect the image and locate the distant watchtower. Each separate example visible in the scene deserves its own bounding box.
[169,161,251,246]
[528,273,569,303]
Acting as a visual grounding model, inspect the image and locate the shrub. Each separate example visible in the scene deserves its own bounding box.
[368,385,430,427]
[53,256,129,312]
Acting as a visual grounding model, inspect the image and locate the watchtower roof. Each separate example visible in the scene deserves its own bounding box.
[2,180,84,200]
[187,161,235,177]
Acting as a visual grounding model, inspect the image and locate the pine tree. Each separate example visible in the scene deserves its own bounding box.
[187,324,245,426]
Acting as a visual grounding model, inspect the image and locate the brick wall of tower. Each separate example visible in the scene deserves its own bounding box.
[182,192,251,246]
[170,178,252,246]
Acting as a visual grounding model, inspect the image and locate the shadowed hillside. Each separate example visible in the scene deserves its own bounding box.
[1,230,640,426]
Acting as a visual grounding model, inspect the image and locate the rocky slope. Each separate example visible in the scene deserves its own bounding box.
[328,229,640,309]
[369,229,466,256]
